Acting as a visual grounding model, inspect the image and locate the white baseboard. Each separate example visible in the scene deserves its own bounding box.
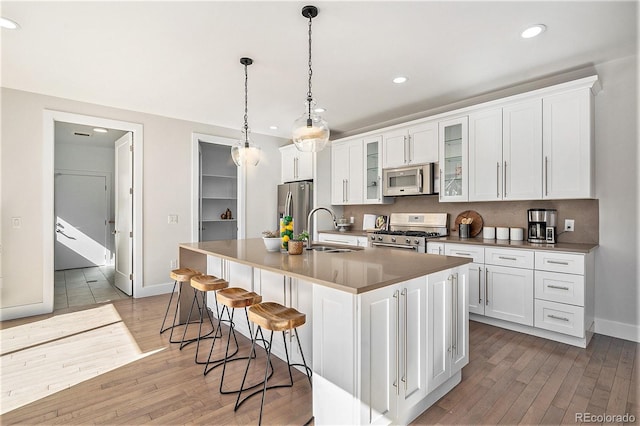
[0,302,51,322]
[594,317,640,343]
[135,282,174,298]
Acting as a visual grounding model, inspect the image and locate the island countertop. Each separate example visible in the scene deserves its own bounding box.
[180,238,471,294]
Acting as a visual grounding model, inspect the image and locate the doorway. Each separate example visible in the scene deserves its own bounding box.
[43,110,144,314]
[53,122,131,309]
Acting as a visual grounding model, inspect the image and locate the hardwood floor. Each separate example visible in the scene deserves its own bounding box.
[1,295,637,425]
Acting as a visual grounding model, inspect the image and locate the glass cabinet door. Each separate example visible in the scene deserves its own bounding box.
[364,135,383,203]
[439,117,469,202]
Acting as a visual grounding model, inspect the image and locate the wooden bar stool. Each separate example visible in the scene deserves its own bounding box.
[205,287,273,394]
[179,274,229,364]
[234,302,312,425]
[159,267,201,343]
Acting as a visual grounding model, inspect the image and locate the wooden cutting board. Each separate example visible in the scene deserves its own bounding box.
[454,210,483,237]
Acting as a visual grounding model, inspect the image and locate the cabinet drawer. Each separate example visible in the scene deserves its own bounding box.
[535,271,584,306]
[485,248,533,269]
[318,233,357,246]
[445,244,484,263]
[535,251,584,274]
[534,299,584,338]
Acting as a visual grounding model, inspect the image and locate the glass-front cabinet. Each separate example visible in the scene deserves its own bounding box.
[363,135,392,204]
[439,117,469,202]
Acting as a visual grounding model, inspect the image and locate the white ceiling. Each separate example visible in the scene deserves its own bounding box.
[55,121,127,148]
[1,1,637,140]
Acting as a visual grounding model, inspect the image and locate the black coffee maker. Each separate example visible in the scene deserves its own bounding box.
[527,209,557,243]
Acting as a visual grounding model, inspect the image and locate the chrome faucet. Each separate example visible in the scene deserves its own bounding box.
[306,207,337,250]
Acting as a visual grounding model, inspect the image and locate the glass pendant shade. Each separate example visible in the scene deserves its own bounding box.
[292,102,330,152]
[231,130,261,167]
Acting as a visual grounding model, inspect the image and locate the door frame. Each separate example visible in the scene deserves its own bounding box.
[190,133,245,242]
[43,110,143,310]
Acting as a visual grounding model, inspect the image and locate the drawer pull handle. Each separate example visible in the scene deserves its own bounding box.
[548,314,570,322]
[547,260,569,265]
[548,285,570,290]
[455,252,471,256]
[498,256,517,261]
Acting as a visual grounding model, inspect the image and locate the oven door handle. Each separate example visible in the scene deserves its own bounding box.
[372,242,419,250]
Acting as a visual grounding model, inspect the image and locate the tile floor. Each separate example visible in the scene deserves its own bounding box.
[54,266,129,310]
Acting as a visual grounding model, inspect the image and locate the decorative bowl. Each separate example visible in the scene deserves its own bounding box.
[263,237,282,252]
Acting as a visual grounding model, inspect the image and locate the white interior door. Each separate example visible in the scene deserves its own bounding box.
[54,173,108,270]
[114,133,133,295]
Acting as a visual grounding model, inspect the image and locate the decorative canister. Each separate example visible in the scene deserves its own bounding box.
[483,226,496,239]
[459,223,470,238]
[510,227,524,241]
[496,227,510,240]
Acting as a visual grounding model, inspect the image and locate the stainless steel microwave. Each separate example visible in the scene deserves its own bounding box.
[382,163,438,196]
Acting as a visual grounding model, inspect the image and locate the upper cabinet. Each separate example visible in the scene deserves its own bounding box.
[439,117,469,202]
[280,144,314,183]
[468,99,543,201]
[382,121,438,168]
[542,88,595,199]
[364,135,393,204]
[331,139,363,205]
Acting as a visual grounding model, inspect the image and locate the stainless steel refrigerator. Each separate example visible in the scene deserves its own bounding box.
[277,181,313,237]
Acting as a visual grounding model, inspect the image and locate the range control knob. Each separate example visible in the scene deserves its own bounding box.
[378,236,383,241]
[370,235,375,240]
[414,239,420,244]
[405,238,411,244]
[391,237,396,243]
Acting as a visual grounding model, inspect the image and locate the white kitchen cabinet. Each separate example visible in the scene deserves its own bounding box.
[439,117,469,202]
[533,250,593,341]
[382,121,438,168]
[426,242,445,255]
[484,264,534,326]
[280,144,314,183]
[503,99,543,200]
[469,100,543,202]
[331,139,363,204]
[542,87,595,199]
[427,268,467,393]
[318,232,368,247]
[444,244,484,315]
[468,108,503,201]
[364,136,393,204]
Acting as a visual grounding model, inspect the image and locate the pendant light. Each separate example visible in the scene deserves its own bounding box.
[231,57,261,167]
[292,5,330,152]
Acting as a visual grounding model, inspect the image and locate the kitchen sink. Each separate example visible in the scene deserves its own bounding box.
[310,246,355,253]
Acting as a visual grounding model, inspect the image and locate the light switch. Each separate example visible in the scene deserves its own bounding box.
[11,217,21,229]
[168,215,178,224]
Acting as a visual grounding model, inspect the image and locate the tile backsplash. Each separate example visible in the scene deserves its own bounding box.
[343,197,599,244]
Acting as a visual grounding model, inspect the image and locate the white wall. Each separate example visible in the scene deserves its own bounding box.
[1,87,286,317]
[593,55,639,341]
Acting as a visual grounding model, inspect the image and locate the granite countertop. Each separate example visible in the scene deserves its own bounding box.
[431,235,598,253]
[180,238,470,294]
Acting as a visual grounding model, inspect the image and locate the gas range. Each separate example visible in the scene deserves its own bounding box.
[367,213,449,253]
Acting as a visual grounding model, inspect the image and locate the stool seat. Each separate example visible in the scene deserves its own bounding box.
[191,275,229,292]
[248,302,306,332]
[217,287,262,309]
[170,267,201,282]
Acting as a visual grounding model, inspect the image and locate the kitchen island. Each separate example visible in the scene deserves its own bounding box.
[179,238,471,425]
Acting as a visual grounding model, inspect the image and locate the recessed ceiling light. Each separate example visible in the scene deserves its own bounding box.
[93,128,108,133]
[393,76,408,84]
[0,17,20,30]
[521,24,546,39]
[314,107,326,113]
[269,125,279,130]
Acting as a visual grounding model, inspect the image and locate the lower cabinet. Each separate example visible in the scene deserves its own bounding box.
[484,265,534,326]
[467,262,485,315]
[313,266,468,425]
[427,269,468,393]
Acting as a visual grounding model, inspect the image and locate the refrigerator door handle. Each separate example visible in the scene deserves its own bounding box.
[285,191,293,218]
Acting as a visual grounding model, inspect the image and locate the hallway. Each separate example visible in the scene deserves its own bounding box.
[54,266,129,310]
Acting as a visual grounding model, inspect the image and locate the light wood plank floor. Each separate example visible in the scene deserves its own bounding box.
[1,295,637,425]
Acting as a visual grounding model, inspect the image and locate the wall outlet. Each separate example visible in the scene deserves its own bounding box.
[170,259,178,269]
[168,214,178,224]
[564,219,575,232]
[11,217,21,228]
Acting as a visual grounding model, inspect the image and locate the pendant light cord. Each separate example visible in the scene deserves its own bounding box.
[243,61,249,147]
[307,13,313,123]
